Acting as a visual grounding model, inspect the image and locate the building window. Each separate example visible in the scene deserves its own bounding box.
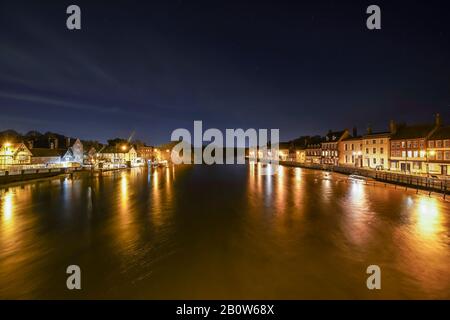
[407,141,412,148]
[345,144,348,151]
[373,148,376,154]
[372,140,376,144]
[380,139,384,144]
[373,158,376,164]
[437,151,443,160]
[366,148,369,154]
[351,155,354,163]
[419,140,425,148]
[351,144,354,151]
[445,151,450,160]
[407,151,412,158]
[402,151,406,157]
[401,141,406,148]
[380,147,384,154]
[436,140,443,148]
[381,158,384,165]
[428,140,435,148]
[444,140,450,148]
[413,151,418,158]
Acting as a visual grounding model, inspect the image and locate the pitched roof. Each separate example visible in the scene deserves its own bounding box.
[323,130,346,142]
[342,136,363,142]
[391,124,435,140]
[429,126,450,140]
[99,146,135,154]
[363,131,391,138]
[30,148,66,157]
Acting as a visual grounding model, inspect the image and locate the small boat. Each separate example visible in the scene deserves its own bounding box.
[348,174,368,182]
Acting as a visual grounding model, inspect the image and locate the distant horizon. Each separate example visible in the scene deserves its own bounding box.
[1,112,449,147]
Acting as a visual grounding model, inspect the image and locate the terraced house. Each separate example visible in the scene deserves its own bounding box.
[362,130,391,170]
[426,125,450,176]
[321,130,350,165]
[339,135,363,167]
[389,114,441,174]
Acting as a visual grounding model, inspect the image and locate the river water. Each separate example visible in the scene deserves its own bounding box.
[1,164,449,299]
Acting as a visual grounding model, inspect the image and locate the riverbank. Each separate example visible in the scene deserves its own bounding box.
[0,165,152,188]
[0,167,87,186]
[278,160,449,198]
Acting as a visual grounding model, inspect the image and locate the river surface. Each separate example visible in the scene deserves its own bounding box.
[1,164,449,299]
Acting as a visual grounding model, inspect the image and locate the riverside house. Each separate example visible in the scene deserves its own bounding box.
[98,145,138,167]
[321,130,350,165]
[426,125,450,176]
[0,142,32,167]
[136,145,155,162]
[305,143,322,164]
[28,137,84,167]
[362,130,391,170]
[339,135,363,167]
[389,115,441,174]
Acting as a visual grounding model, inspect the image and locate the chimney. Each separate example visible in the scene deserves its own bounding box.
[48,137,58,149]
[352,127,357,137]
[367,124,373,135]
[66,137,71,148]
[435,113,442,127]
[389,120,397,134]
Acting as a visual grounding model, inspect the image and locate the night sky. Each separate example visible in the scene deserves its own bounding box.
[0,0,449,144]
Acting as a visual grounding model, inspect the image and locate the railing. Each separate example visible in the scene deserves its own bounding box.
[279,160,449,195]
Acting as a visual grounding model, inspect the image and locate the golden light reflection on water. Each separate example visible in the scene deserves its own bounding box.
[415,197,442,239]
[2,191,14,223]
[1,191,16,246]
[116,171,139,252]
[1,166,450,299]
[151,168,161,220]
[395,195,449,297]
[275,165,286,213]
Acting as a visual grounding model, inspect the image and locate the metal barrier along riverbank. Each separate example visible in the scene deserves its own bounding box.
[279,161,449,198]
